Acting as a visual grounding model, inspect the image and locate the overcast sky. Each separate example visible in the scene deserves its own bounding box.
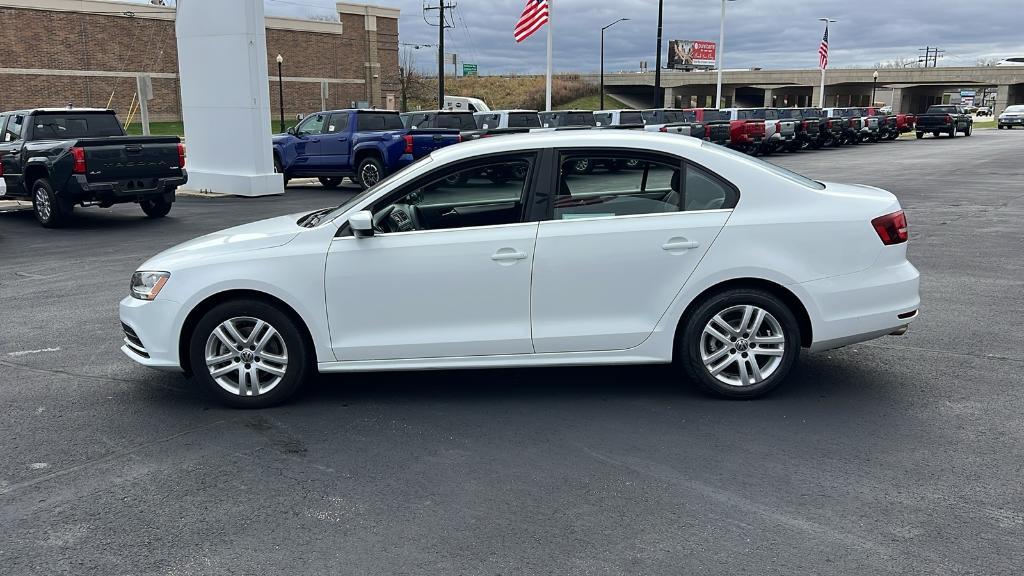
[138,0,1024,73]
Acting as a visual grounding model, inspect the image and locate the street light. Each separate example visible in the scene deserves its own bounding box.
[601,18,629,110]
[714,0,737,109]
[871,69,879,106]
[818,18,837,107]
[276,53,285,133]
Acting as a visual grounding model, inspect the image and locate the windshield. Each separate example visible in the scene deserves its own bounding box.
[29,112,125,139]
[356,112,404,131]
[316,156,435,224]
[1004,105,1024,113]
[434,113,477,130]
[709,143,826,190]
[737,109,766,120]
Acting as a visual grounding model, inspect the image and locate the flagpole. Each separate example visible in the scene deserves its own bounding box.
[818,18,835,108]
[545,0,552,111]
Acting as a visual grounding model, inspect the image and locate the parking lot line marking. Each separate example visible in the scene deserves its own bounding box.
[7,347,61,357]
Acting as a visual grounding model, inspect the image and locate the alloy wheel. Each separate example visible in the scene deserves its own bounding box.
[361,163,381,186]
[700,305,786,387]
[204,316,289,396]
[34,187,51,222]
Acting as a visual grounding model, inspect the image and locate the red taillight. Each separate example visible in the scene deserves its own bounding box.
[403,134,413,154]
[872,210,908,245]
[802,120,809,130]
[456,134,462,143]
[705,125,712,138]
[177,143,186,169]
[71,146,86,174]
[659,126,668,132]
[944,114,953,125]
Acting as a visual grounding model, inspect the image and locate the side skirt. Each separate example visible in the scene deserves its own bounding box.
[317,350,670,373]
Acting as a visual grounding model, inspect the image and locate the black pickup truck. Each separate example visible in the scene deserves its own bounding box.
[401,110,528,141]
[915,105,973,139]
[0,108,186,227]
[778,108,821,151]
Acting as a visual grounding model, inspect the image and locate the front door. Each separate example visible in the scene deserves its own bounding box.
[530,151,736,353]
[325,153,541,361]
[0,114,25,197]
[290,112,326,172]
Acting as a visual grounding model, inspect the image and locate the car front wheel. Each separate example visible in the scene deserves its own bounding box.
[679,289,800,399]
[189,299,310,408]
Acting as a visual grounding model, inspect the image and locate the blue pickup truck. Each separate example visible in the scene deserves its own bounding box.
[272,109,459,189]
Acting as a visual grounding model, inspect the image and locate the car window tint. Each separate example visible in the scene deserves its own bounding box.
[374,155,532,232]
[30,113,124,139]
[436,114,475,130]
[619,112,644,124]
[508,113,541,128]
[296,114,325,135]
[685,164,733,211]
[356,113,403,131]
[554,155,681,220]
[325,113,349,133]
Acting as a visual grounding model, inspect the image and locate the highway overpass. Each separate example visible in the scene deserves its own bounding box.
[584,67,1024,113]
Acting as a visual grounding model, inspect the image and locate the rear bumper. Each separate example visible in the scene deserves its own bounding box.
[801,256,920,352]
[67,172,187,203]
[119,296,183,371]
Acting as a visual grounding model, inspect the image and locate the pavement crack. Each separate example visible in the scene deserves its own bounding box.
[857,342,1023,363]
[0,358,188,391]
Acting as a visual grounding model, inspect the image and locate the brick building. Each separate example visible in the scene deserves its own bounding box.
[0,0,400,121]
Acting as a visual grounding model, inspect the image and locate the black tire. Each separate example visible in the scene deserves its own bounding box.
[31,178,72,228]
[189,299,311,408]
[569,158,593,175]
[274,156,290,187]
[932,131,940,138]
[916,131,924,139]
[679,288,801,399]
[948,127,956,138]
[356,156,385,190]
[964,125,972,137]
[318,177,343,189]
[140,196,172,218]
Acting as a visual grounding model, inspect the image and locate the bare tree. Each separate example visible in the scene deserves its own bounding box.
[875,57,918,69]
[398,48,435,112]
[976,57,999,67]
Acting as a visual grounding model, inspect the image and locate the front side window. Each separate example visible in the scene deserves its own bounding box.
[5,115,24,142]
[296,113,325,136]
[371,154,534,233]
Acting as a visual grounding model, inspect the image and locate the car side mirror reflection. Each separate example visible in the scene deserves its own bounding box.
[349,210,374,238]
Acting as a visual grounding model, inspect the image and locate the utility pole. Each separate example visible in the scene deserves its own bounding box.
[423,2,456,108]
[918,47,944,68]
[653,0,664,107]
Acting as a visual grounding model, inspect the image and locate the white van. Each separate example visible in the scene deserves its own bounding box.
[443,96,491,113]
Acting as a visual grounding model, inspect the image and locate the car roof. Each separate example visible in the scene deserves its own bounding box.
[28,108,114,114]
[428,129,703,163]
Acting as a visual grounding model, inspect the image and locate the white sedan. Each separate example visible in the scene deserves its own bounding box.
[120,131,919,407]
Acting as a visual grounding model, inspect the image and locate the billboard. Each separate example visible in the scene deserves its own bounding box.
[669,40,717,70]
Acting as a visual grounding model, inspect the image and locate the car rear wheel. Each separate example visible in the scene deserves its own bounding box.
[189,299,310,408]
[31,178,72,228]
[964,125,972,137]
[949,127,956,138]
[916,132,924,139]
[318,177,343,189]
[140,196,172,218]
[357,156,384,190]
[679,289,800,399]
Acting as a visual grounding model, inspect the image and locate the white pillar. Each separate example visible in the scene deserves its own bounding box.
[176,0,283,196]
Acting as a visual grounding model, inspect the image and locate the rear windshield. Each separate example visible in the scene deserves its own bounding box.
[356,112,404,131]
[29,113,124,139]
[927,106,957,114]
[778,109,802,120]
[619,111,644,124]
[563,112,595,126]
[802,108,822,117]
[508,113,541,128]
[847,108,866,116]
[700,110,730,122]
[737,109,767,120]
[711,144,826,190]
[434,113,477,130]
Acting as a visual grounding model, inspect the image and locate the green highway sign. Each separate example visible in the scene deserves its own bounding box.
[462,63,478,77]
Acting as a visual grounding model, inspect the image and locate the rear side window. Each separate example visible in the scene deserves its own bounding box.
[507,113,541,128]
[325,113,349,134]
[476,114,500,129]
[356,112,404,131]
[29,113,124,139]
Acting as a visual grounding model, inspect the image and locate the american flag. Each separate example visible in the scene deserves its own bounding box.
[514,0,550,43]
[818,26,829,69]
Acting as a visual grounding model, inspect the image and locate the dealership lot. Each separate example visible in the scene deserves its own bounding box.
[1,132,1022,574]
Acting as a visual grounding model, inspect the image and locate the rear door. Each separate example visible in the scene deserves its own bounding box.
[530,149,736,353]
[319,112,351,169]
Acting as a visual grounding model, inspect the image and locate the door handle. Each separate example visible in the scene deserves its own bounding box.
[491,248,528,262]
[662,239,700,251]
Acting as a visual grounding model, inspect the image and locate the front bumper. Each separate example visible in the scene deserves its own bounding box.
[119,296,183,371]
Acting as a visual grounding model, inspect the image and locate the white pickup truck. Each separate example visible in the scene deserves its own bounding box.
[721,108,797,154]
[473,110,546,132]
[640,109,707,139]
[592,109,646,129]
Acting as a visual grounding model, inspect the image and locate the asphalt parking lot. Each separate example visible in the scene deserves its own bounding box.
[1,131,1022,575]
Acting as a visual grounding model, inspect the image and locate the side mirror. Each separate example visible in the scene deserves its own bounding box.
[286,126,296,135]
[349,210,374,238]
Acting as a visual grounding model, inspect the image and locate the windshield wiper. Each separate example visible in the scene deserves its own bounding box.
[300,207,333,228]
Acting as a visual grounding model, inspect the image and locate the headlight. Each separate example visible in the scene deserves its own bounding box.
[130,271,170,300]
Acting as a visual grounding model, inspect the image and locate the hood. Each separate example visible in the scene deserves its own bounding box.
[141,213,307,269]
